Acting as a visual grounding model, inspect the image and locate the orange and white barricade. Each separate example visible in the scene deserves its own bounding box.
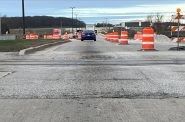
[172,37,185,43]
[112,32,119,43]
[134,33,142,41]
[26,34,39,39]
[109,33,113,42]
[53,34,61,39]
[119,31,128,45]
[107,33,111,41]
[43,34,53,39]
[63,32,69,40]
[78,32,81,40]
[141,27,156,51]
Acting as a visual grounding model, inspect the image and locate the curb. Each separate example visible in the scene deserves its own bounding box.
[19,40,71,56]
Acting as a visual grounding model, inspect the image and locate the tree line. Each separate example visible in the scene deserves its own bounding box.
[1,16,86,34]
[95,23,113,27]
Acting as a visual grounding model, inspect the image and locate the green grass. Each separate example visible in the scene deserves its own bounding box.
[0,39,63,52]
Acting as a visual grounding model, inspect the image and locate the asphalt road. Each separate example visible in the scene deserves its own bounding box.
[1,35,185,122]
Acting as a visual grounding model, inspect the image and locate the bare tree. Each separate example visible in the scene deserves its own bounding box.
[155,13,164,23]
[146,15,154,23]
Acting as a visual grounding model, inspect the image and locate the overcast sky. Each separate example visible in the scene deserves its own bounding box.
[0,0,185,24]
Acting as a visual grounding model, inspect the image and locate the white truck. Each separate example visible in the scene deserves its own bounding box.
[85,24,97,34]
[86,24,95,31]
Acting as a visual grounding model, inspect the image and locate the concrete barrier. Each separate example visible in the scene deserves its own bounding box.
[0,34,16,40]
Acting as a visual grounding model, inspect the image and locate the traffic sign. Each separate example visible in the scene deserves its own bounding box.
[172,15,185,19]
[171,26,185,31]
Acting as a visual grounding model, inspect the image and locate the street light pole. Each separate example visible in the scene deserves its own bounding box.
[70,7,75,33]
[22,0,26,36]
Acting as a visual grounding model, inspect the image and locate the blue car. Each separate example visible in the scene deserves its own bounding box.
[81,30,96,41]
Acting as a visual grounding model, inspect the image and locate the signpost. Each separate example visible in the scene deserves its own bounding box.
[172,8,185,50]
[177,8,181,50]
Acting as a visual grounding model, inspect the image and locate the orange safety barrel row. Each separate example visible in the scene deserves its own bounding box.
[26,34,39,39]
[105,33,113,41]
[104,32,118,42]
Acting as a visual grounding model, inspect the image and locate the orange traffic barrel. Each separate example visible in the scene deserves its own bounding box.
[134,33,142,40]
[109,33,113,42]
[119,31,128,45]
[108,33,111,41]
[112,32,119,43]
[78,32,81,40]
[63,32,68,40]
[107,33,111,41]
[141,27,156,51]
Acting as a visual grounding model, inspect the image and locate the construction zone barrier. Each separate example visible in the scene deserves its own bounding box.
[107,33,111,41]
[112,32,119,43]
[141,27,156,51]
[109,33,113,42]
[26,34,39,40]
[119,31,128,45]
[63,32,69,40]
[43,34,61,39]
[134,33,142,41]
[172,37,185,43]
[171,26,185,32]
[53,34,61,39]
[171,26,185,43]
[78,32,81,40]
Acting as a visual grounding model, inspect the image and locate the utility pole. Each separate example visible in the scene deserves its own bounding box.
[70,7,75,33]
[60,18,63,34]
[22,0,26,36]
[102,21,104,30]
[105,18,108,31]
[75,14,78,32]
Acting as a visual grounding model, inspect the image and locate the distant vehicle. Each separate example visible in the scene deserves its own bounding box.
[86,24,95,31]
[81,30,96,41]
